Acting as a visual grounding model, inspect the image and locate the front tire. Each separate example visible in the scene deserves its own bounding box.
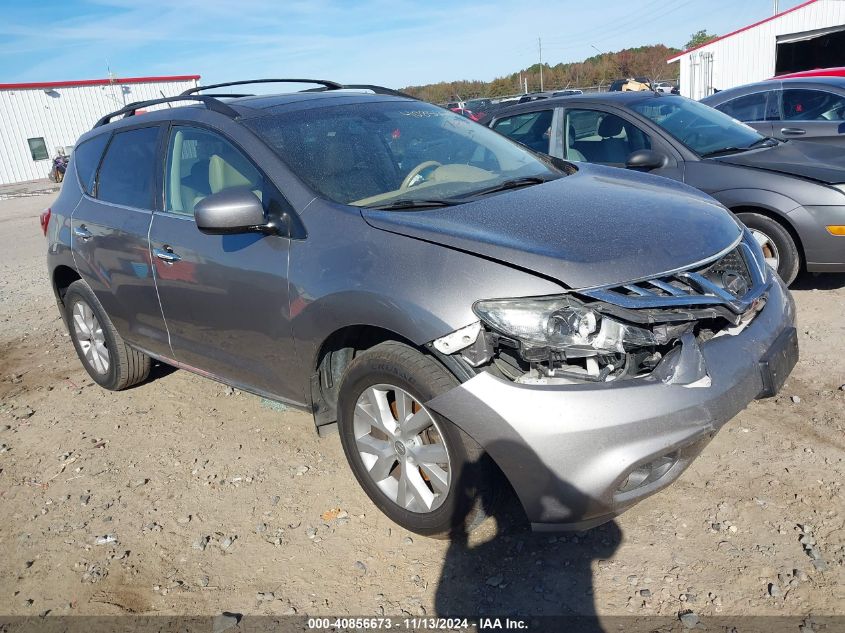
[64,280,151,390]
[337,342,495,538]
[737,212,800,285]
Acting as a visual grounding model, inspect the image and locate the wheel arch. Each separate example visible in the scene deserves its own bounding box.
[308,324,473,433]
[51,265,83,316]
[730,205,806,268]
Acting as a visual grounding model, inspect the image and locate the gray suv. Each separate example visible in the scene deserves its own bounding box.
[44,79,797,537]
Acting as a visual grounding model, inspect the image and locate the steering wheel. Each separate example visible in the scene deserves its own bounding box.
[400,161,442,190]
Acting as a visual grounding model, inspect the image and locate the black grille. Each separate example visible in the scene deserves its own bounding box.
[699,248,753,299]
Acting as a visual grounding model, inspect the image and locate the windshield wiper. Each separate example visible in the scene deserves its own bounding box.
[459,176,551,198]
[364,198,458,211]
[700,146,748,158]
[747,136,779,149]
[702,137,779,158]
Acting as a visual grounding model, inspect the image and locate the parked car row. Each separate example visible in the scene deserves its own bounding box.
[46,79,799,538]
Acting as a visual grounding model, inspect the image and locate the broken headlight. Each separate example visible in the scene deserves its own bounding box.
[473,295,657,359]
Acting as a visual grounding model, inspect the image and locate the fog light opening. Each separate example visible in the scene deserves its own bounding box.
[617,452,679,494]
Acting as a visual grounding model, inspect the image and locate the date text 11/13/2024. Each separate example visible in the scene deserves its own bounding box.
[306,617,528,630]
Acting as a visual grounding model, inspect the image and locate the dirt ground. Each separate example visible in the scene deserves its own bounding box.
[1,185,843,626]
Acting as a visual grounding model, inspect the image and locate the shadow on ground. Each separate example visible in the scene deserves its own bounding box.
[791,271,845,291]
[435,440,622,632]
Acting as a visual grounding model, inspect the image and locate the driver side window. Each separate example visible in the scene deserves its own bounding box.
[165,126,263,216]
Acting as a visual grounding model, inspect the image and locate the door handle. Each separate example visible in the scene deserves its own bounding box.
[780,127,806,136]
[153,246,181,264]
[73,225,92,240]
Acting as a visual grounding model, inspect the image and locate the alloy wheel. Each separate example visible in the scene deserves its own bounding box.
[71,300,110,375]
[750,228,780,271]
[353,384,451,513]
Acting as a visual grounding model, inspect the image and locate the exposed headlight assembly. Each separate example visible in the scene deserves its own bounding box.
[473,295,657,359]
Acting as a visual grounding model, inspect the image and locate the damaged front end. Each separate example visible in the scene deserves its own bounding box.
[433,232,771,388]
[424,230,795,530]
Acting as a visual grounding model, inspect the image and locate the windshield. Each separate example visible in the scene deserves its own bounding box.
[629,95,766,156]
[244,101,560,207]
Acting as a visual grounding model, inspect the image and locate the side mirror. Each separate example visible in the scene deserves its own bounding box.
[194,187,267,235]
[625,149,668,171]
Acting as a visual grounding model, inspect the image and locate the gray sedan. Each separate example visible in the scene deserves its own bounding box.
[485,92,845,285]
[700,77,845,146]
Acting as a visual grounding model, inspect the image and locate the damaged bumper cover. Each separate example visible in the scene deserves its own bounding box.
[426,276,797,531]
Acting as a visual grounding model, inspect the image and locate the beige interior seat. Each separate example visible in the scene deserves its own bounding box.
[208,154,262,201]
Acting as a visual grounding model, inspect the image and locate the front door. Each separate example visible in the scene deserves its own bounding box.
[148,125,300,402]
[777,87,845,145]
[559,107,683,181]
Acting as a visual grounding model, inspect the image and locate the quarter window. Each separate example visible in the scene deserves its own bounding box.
[73,134,109,195]
[27,137,49,161]
[782,89,845,121]
[165,126,263,216]
[492,110,554,154]
[563,109,651,165]
[96,126,160,209]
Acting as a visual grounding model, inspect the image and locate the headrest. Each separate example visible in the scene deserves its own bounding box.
[598,116,624,138]
[209,154,252,194]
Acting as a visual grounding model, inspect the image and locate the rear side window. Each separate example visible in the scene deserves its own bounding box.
[492,110,554,154]
[715,91,775,121]
[73,134,109,195]
[96,126,160,209]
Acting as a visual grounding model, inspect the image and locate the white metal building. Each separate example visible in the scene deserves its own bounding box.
[0,74,200,186]
[668,0,845,99]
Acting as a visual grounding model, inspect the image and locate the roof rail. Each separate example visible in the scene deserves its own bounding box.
[339,84,419,100]
[94,95,239,128]
[181,78,343,96]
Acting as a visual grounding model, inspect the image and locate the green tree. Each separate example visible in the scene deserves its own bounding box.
[685,30,718,50]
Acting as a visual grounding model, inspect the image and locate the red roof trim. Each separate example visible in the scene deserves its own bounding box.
[667,0,820,61]
[0,74,201,90]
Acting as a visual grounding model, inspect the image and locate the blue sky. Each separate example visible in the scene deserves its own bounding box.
[0,0,808,88]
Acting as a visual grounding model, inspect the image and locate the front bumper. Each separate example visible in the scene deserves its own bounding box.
[426,276,796,530]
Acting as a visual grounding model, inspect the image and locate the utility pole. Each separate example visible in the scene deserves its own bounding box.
[538,36,544,92]
[773,0,779,15]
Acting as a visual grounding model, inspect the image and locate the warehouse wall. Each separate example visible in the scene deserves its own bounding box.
[0,79,197,186]
[671,0,845,99]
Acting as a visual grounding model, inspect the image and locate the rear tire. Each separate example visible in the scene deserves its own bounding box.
[737,212,800,285]
[337,342,497,538]
[64,280,151,390]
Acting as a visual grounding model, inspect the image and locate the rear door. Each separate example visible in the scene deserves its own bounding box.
[70,124,171,357]
[777,87,845,145]
[148,124,299,401]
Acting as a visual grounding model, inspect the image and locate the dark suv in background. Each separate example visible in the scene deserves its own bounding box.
[43,79,796,537]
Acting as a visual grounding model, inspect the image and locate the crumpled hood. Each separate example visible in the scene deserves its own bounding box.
[716,140,845,184]
[361,163,741,289]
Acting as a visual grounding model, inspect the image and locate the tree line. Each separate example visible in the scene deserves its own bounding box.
[402,44,682,103]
